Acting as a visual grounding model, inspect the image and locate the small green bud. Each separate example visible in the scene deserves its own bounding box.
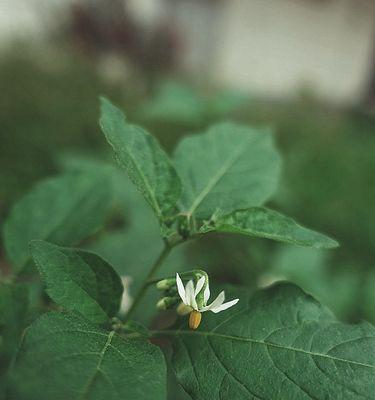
[156,296,179,310]
[156,278,176,290]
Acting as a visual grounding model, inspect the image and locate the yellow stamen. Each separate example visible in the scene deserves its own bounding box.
[189,310,202,330]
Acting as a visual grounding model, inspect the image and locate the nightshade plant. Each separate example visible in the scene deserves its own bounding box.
[1,97,375,400]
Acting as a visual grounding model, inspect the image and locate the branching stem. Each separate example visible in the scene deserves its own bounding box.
[124,241,173,322]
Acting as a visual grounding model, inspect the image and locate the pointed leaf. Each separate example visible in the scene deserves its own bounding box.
[168,283,375,399]
[9,312,166,400]
[174,122,281,218]
[3,171,113,271]
[30,241,123,323]
[99,97,181,221]
[201,207,339,249]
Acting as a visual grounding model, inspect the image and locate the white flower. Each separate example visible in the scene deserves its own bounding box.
[176,273,239,314]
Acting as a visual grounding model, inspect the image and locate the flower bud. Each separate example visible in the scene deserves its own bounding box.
[156,296,179,310]
[156,278,175,291]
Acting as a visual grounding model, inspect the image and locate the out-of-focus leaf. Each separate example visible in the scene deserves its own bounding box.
[140,81,205,125]
[30,241,123,324]
[174,122,280,218]
[0,282,29,375]
[99,97,181,223]
[201,207,339,249]
[9,312,167,400]
[3,171,113,272]
[266,246,360,319]
[168,283,375,399]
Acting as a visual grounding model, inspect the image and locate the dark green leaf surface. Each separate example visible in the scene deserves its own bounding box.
[174,122,280,218]
[0,283,29,374]
[30,241,123,323]
[201,207,339,249]
[3,171,112,271]
[168,283,375,399]
[99,97,181,221]
[9,312,166,400]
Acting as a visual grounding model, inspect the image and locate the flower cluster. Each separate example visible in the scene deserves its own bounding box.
[156,270,239,329]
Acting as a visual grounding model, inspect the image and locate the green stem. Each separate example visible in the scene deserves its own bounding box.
[124,243,173,322]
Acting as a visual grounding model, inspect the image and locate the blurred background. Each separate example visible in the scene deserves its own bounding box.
[1,0,375,329]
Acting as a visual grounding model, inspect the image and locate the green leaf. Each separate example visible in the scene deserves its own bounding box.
[174,122,281,218]
[167,283,375,399]
[139,80,205,125]
[3,171,113,271]
[0,283,29,375]
[9,312,166,400]
[99,97,181,222]
[30,241,123,324]
[201,207,339,249]
[268,247,358,318]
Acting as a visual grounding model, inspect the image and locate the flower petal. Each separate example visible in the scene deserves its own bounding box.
[195,276,205,296]
[204,283,210,303]
[185,280,198,310]
[210,298,239,313]
[176,273,187,304]
[200,290,225,312]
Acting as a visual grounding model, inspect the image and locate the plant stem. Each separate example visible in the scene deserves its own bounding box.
[124,242,173,322]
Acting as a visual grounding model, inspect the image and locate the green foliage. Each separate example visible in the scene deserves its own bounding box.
[201,207,338,249]
[9,312,166,400]
[169,283,375,399]
[5,94,372,400]
[139,81,248,126]
[0,283,29,374]
[0,50,115,216]
[174,122,280,218]
[3,171,113,272]
[99,97,181,224]
[267,246,361,319]
[30,241,123,324]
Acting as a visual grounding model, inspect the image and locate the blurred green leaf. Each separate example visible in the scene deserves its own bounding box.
[9,312,167,400]
[0,282,29,376]
[169,283,375,399]
[201,207,338,249]
[3,171,113,272]
[30,241,123,324]
[140,81,205,125]
[174,122,280,218]
[99,97,181,223]
[266,246,360,319]
[207,89,248,118]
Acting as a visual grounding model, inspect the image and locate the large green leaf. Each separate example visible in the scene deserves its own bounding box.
[173,122,281,218]
[3,171,113,271]
[201,207,339,249]
[99,97,181,222]
[165,283,375,399]
[30,241,123,324]
[9,312,166,400]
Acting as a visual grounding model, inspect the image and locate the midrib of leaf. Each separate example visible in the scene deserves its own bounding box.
[154,330,375,370]
[115,147,163,220]
[186,136,252,216]
[79,330,115,400]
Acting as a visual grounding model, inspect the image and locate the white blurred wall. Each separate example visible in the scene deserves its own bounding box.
[171,0,375,105]
[1,0,375,105]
